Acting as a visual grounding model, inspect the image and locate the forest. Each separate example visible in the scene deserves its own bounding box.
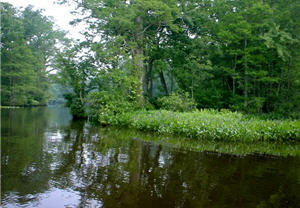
[1,0,300,140]
[1,3,68,106]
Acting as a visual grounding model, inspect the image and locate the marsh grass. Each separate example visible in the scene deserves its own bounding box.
[0,106,21,109]
[99,109,300,142]
[97,126,300,156]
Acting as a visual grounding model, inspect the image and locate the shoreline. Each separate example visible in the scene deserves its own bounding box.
[95,125,300,157]
[96,109,300,143]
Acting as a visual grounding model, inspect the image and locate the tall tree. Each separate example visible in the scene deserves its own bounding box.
[63,0,180,104]
[1,3,67,106]
[1,3,37,105]
[58,0,299,116]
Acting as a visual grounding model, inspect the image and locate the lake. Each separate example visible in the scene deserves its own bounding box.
[1,107,300,207]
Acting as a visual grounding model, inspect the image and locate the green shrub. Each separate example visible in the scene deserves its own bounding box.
[157,92,196,112]
[86,70,145,124]
[87,91,140,124]
[64,93,86,118]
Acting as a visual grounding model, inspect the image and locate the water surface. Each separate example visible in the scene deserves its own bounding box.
[2,107,300,207]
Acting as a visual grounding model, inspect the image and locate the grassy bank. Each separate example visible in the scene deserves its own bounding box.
[99,109,300,142]
[0,106,21,109]
[0,105,47,108]
[97,126,300,156]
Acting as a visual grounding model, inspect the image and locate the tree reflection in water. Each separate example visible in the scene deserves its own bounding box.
[2,107,300,208]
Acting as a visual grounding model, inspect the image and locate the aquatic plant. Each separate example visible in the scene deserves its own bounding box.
[99,109,300,142]
[97,126,300,156]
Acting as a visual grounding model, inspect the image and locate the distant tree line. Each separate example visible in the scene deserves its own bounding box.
[1,3,67,106]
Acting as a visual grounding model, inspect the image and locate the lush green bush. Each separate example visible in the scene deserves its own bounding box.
[87,91,140,124]
[64,93,86,118]
[87,70,142,124]
[99,109,300,142]
[157,92,196,112]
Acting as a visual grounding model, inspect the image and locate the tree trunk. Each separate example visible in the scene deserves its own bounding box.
[191,72,194,99]
[9,77,14,106]
[276,67,283,97]
[133,15,145,105]
[144,58,153,100]
[149,76,153,99]
[159,69,169,95]
[286,56,292,101]
[233,53,237,96]
[244,36,248,108]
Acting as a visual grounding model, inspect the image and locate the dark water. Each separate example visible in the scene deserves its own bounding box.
[1,107,300,208]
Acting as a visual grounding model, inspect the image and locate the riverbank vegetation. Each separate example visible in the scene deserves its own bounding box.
[2,0,300,142]
[98,126,300,156]
[87,90,300,141]
[93,109,300,142]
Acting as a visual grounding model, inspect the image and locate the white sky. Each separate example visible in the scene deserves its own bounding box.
[1,0,85,40]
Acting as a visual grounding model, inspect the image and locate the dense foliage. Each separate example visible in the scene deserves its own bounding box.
[157,92,196,112]
[1,3,66,106]
[87,70,141,122]
[57,0,300,118]
[53,44,95,117]
[3,0,299,120]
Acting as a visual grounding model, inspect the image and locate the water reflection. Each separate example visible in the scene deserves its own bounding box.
[2,107,300,207]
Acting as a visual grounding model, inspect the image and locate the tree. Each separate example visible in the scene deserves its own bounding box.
[1,3,37,105]
[58,0,299,117]
[1,3,67,106]
[54,43,96,117]
[61,0,180,104]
